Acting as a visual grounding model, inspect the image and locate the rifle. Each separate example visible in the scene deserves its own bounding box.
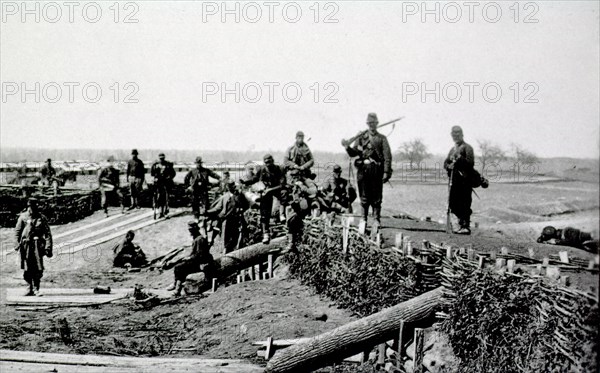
[446,168,454,234]
[341,117,404,147]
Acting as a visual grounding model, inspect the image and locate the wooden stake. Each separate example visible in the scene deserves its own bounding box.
[507,259,516,273]
[459,247,466,256]
[490,251,496,261]
[495,258,506,269]
[542,257,550,266]
[239,270,245,282]
[268,254,274,278]
[501,247,509,255]
[467,248,475,261]
[376,233,382,248]
[414,328,424,373]
[445,246,453,260]
[395,233,403,249]
[258,263,265,280]
[249,266,256,281]
[358,220,366,235]
[377,343,386,365]
[477,255,485,269]
[236,275,242,284]
[265,336,274,360]
[528,248,535,258]
[342,218,349,254]
[211,278,217,292]
[396,320,405,369]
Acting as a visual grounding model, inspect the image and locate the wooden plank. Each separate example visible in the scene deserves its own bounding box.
[53,212,125,239]
[55,210,154,248]
[5,288,131,306]
[559,251,569,264]
[413,328,424,373]
[63,211,184,255]
[0,350,262,373]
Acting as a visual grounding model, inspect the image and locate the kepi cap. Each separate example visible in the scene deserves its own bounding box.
[366,113,379,124]
[333,164,342,172]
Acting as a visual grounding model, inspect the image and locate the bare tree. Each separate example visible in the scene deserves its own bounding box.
[396,139,431,169]
[511,143,539,165]
[477,139,506,172]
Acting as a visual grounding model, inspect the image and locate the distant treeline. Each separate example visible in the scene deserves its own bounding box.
[0,147,352,165]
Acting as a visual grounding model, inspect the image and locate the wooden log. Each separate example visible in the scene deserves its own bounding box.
[413,328,424,373]
[183,237,285,294]
[265,287,443,373]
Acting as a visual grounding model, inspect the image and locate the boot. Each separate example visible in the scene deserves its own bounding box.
[25,281,35,296]
[174,281,184,297]
[261,223,271,244]
[284,233,295,253]
[373,206,382,225]
[33,278,41,296]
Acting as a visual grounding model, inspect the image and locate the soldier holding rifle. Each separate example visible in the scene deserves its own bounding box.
[241,154,286,244]
[342,113,395,226]
[443,126,475,235]
[14,198,53,296]
[126,149,145,210]
[184,156,221,226]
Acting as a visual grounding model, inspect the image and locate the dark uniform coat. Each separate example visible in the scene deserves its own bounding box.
[127,158,146,199]
[284,143,314,177]
[345,131,392,210]
[184,167,221,217]
[443,141,475,228]
[244,164,286,225]
[173,235,216,282]
[15,210,53,282]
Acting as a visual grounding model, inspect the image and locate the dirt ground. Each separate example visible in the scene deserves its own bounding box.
[1,177,598,371]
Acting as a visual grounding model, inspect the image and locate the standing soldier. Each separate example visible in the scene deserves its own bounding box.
[14,198,53,296]
[284,131,314,178]
[342,113,392,226]
[150,153,176,218]
[242,154,286,244]
[443,126,475,235]
[39,158,56,186]
[126,149,145,210]
[184,156,221,226]
[206,180,249,253]
[219,171,232,193]
[98,157,124,217]
[167,221,216,297]
[320,164,356,213]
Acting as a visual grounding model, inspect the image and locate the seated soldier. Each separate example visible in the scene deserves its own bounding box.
[319,164,356,214]
[112,230,147,268]
[537,226,599,253]
[167,221,216,296]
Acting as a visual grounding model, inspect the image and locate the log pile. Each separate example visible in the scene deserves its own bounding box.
[0,186,100,227]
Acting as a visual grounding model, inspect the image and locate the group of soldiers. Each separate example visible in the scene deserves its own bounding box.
[13,112,484,296]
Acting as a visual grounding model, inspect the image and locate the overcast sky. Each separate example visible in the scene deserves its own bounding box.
[1,1,598,159]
